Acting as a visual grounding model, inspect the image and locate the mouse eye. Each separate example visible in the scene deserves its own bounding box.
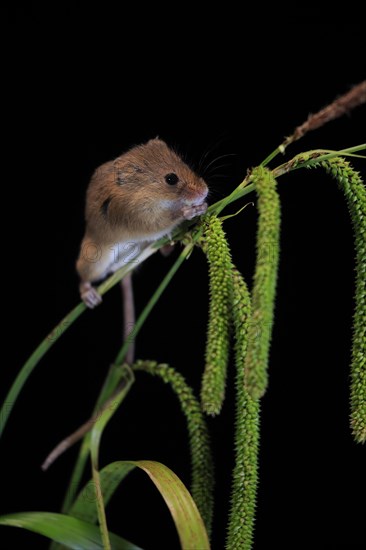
[165,173,179,185]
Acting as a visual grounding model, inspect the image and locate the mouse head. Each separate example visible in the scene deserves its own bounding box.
[113,138,208,208]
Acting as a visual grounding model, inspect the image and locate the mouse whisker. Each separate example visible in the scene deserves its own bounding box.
[197,134,232,173]
[204,162,234,177]
[202,153,237,177]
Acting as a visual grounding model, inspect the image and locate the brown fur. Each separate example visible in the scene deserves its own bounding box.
[76,138,208,307]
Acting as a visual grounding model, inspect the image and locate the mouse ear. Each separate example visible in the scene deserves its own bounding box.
[146,135,165,144]
[112,158,137,186]
[146,137,170,150]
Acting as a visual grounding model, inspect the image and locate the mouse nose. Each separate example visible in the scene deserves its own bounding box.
[185,186,208,205]
[198,183,209,200]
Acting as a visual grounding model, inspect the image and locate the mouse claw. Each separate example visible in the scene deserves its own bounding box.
[182,202,208,220]
[80,282,103,309]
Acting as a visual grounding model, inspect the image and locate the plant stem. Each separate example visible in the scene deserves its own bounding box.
[91,465,111,550]
[273,145,366,178]
[88,366,134,550]
[260,146,283,168]
[261,81,366,168]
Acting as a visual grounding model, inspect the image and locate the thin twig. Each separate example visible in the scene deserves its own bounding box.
[285,81,366,147]
[41,379,129,471]
[261,81,366,168]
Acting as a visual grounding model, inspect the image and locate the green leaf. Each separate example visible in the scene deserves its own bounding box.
[128,460,210,550]
[65,461,210,550]
[0,512,142,550]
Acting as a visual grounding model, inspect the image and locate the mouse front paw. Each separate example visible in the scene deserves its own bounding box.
[182,202,208,220]
[80,282,103,309]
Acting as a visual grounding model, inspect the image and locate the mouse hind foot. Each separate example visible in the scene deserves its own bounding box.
[80,281,103,309]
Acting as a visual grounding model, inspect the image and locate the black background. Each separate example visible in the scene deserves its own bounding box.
[1,11,365,550]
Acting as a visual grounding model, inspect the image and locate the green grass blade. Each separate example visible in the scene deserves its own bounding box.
[0,512,143,550]
[89,366,135,550]
[128,460,210,550]
[90,365,135,468]
[54,460,210,549]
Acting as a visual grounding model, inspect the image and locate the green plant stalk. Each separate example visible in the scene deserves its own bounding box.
[90,366,135,469]
[60,437,90,516]
[261,142,365,171]
[89,367,135,550]
[132,360,214,536]
[91,466,111,550]
[316,158,366,443]
[59,242,197,514]
[273,145,366,178]
[244,167,281,399]
[227,269,259,550]
[200,215,233,415]
[261,146,284,168]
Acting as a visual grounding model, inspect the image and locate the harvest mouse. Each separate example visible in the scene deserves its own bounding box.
[76,138,209,308]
